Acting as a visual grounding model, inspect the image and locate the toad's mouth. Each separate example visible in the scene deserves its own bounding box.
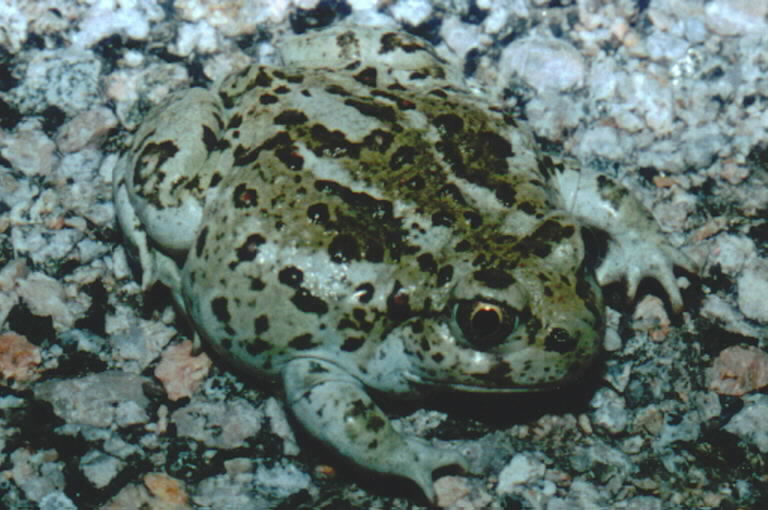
[403,373,565,393]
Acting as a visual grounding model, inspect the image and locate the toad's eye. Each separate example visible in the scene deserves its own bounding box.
[454,300,518,351]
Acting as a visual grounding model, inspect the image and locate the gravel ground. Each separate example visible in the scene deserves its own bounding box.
[1,1,767,509]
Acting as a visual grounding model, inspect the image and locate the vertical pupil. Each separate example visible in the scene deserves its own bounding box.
[472,308,500,335]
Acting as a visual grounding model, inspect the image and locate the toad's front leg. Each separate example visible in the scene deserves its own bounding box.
[548,158,697,311]
[283,358,467,502]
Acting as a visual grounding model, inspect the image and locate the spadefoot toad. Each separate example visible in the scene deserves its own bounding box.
[113,26,694,502]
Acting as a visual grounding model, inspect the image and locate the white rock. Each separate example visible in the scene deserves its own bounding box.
[35,372,151,428]
[80,450,123,489]
[683,17,708,43]
[348,0,385,10]
[441,16,482,58]
[16,272,75,329]
[588,59,620,102]
[10,448,65,503]
[711,234,755,275]
[738,259,768,323]
[72,3,164,48]
[12,227,85,267]
[499,36,585,93]
[175,0,288,36]
[613,109,645,133]
[13,49,102,115]
[705,0,768,36]
[390,0,433,26]
[725,394,768,452]
[526,95,583,140]
[497,453,546,493]
[620,72,675,134]
[255,460,312,498]
[576,125,627,161]
[0,0,28,52]
[590,388,628,434]
[172,398,263,449]
[56,107,118,153]
[645,31,689,62]
[39,492,78,510]
[483,6,511,35]
[173,20,220,56]
[108,306,177,371]
[1,123,57,177]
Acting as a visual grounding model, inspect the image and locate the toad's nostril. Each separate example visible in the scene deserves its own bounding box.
[543,327,577,354]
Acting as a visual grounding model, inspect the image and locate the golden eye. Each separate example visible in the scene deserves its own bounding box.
[454,300,517,351]
[469,303,503,338]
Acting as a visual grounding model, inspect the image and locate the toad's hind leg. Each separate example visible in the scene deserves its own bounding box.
[283,358,467,502]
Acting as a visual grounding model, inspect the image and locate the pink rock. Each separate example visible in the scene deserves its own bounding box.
[707,345,768,396]
[0,332,41,382]
[155,340,212,401]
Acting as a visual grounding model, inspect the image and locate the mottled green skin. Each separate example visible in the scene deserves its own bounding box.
[114,27,692,501]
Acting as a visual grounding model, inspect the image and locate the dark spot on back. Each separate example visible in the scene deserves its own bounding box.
[211,296,230,324]
[275,146,304,171]
[254,315,269,334]
[235,233,266,262]
[386,282,412,322]
[245,338,271,356]
[405,175,425,190]
[307,203,330,224]
[455,240,471,252]
[195,226,209,258]
[253,68,273,87]
[494,182,516,207]
[437,265,454,286]
[433,113,464,134]
[464,210,482,228]
[417,253,437,274]
[278,266,304,288]
[325,84,351,96]
[274,109,308,125]
[329,234,360,263]
[260,94,278,105]
[291,289,328,315]
[233,183,258,208]
[234,131,293,166]
[518,201,537,215]
[389,145,417,171]
[289,333,318,350]
[341,336,365,352]
[344,98,396,123]
[227,113,243,129]
[438,183,466,204]
[479,131,513,159]
[353,67,377,87]
[362,128,395,153]
[201,125,220,153]
[473,268,514,289]
[135,141,179,185]
[431,211,454,227]
[355,283,375,303]
[310,123,359,158]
